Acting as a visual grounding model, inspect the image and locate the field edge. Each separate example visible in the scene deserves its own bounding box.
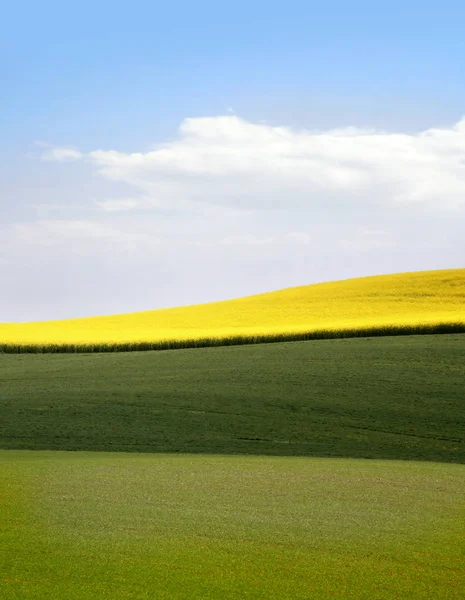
[1,321,465,353]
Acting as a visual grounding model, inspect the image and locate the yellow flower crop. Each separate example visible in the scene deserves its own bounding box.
[1,268,464,352]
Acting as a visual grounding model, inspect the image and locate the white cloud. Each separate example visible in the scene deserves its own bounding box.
[43,115,465,214]
[2,115,464,321]
[41,147,83,162]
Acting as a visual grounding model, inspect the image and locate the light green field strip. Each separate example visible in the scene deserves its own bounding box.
[1,268,464,352]
[1,452,464,599]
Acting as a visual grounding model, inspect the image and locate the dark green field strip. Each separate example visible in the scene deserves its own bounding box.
[1,334,464,462]
[1,322,465,353]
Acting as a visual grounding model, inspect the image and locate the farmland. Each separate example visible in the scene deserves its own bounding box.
[1,334,465,598]
[1,335,464,462]
[1,272,464,598]
[2,452,464,600]
[1,268,464,352]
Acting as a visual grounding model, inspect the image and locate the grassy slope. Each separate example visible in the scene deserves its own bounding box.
[1,452,464,600]
[1,334,464,462]
[1,268,464,351]
[1,335,465,599]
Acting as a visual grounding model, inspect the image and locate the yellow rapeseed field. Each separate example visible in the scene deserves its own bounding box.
[1,269,464,352]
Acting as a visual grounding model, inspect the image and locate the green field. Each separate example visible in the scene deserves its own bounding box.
[1,335,464,461]
[1,334,465,598]
[2,452,464,600]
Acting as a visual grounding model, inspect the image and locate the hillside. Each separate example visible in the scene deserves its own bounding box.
[2,331,464,600]
[1,334,464,462]
[1,268,464,352]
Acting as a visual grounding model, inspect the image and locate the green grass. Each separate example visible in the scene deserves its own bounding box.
[1,451,464,600]
[1,334,464,462]
[1,334,464,598]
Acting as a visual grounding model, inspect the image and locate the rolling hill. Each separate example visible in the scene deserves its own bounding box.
[1,268,464,352]
[1,333,464,599]
[1,270,464,599]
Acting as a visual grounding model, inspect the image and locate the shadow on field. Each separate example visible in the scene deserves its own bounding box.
[1,335,464,463]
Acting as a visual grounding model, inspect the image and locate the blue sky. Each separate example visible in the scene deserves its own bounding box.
[2,1,465,320]
[4,0,465,148]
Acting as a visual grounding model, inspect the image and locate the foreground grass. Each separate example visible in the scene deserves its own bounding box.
[1,452,464,600]
[1,269,464,352]
[1,335,464,462]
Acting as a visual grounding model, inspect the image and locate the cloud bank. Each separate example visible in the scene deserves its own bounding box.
[47,115,465,214]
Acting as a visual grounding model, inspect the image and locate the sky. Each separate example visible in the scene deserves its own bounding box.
[2,0,465,321]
